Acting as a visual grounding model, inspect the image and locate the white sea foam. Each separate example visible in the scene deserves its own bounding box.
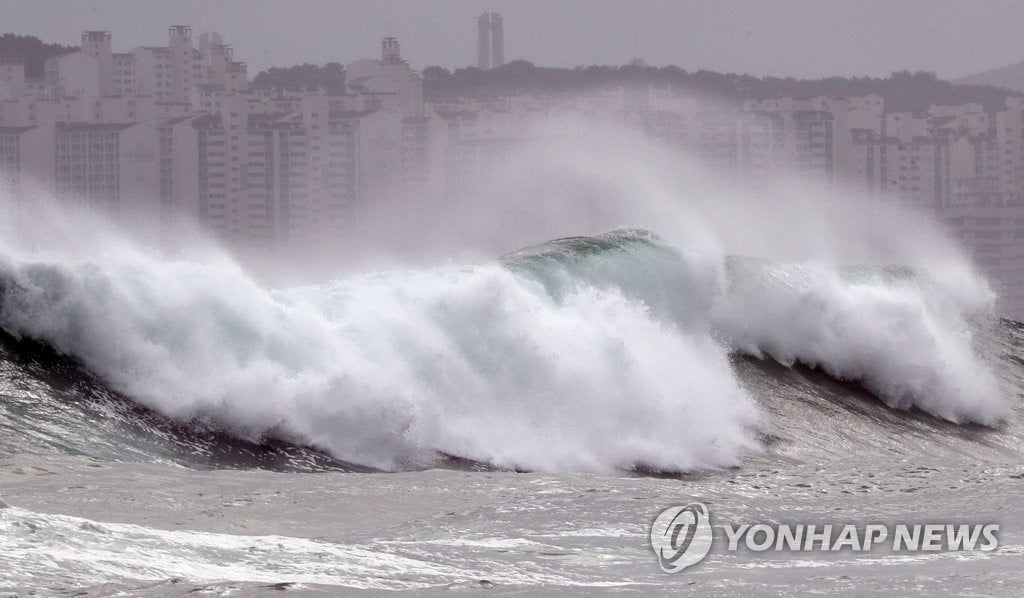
[0,214,1008,473]
[713,258,1005,424]
[0,209,765,472]
[0,504,555,590]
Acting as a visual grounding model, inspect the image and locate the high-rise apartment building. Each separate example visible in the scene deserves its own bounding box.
[0,124,53,197]
[112,52,137,97]
[0,127,24,196]
[45,51,101,99]
[133,26,205,105]
[53,121,159,219]
[0,61,26,101]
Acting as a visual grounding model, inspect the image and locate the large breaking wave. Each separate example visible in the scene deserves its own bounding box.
[0,212,1010,473]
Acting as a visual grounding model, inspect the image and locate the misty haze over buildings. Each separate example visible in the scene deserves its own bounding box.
[2,10,1024,318]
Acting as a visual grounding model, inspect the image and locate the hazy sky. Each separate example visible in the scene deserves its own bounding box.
[4,0,1024,79]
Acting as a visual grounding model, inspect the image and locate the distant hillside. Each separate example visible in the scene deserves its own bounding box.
[251,63,346,95]
[249,58,1020,114]
[420,63,1019,113]
[0,34,76,78]
[955,60,1024,93]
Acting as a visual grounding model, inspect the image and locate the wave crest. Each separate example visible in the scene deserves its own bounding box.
[0,227,1008,472]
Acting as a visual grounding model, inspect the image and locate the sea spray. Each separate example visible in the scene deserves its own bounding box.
[0,223,1009,472]
[713,257,1005,424]
[0,231,763,472]
[0,179,1011,472]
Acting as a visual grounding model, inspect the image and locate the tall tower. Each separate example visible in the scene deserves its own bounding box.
[490,13,504,68]
[477,13,505,69]
[477,13,491,69]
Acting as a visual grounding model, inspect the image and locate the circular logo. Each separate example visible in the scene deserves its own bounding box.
[650,502,713,573]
